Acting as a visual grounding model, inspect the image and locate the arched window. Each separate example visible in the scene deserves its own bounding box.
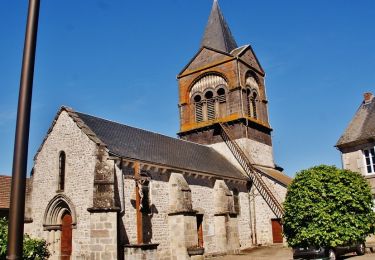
[58,152,66,191]
[190,74,228,122]
[251,92,257,119]
[193,94,203,123]
[217,87,226,102]
[216,87,227,119]
[246,88,252,117]
[245,72,260,120]
[245,88,258,119]
[205,90,215,120]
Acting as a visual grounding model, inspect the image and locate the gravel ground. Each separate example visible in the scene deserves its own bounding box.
[211,245,375,260]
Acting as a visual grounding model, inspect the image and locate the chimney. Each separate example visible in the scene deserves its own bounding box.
[364,92,374,104]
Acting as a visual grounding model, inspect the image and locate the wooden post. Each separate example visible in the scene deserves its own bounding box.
[134,161,143,244]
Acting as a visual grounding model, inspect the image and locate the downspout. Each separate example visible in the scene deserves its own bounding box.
[252,187,257,245]
[237,58,248,138]
[247,188,254,246]
[115,158,125,259]
[263,77,271,124]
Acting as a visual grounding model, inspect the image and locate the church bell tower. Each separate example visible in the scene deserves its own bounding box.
[177,0,275,168]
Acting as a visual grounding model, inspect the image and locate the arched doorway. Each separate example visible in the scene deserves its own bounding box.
[61,212,72,259]
[43,194,76,258]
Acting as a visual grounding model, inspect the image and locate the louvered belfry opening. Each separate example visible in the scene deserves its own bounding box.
[205,91,215,120]
[190,74,228,123]
[246,88,252,117]
[194,95,204,122]
[245,89,258,119]
[251,92,257,119]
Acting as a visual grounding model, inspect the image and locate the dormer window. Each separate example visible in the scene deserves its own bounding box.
[58,151,66,191]
[363,148,375,174]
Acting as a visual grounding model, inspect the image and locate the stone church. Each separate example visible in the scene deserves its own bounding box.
[24,1,292,259]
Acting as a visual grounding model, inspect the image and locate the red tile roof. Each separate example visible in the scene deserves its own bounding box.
[0,175,11,209]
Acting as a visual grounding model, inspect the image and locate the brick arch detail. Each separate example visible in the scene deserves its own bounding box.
[189,72,229,98]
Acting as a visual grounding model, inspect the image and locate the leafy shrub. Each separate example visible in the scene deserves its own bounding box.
[0,217,50,259]
[283,165,375,247]
[0,218,7,259]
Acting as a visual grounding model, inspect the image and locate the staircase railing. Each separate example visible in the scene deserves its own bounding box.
[219,122,284,218]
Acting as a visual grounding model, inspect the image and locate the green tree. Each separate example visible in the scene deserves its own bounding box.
[0,218,50,260]
[283,165,375,247]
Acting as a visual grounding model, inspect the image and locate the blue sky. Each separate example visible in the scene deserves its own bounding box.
[1,0,375,177]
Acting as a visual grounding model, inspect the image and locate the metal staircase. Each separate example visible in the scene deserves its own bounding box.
[219,122,284,218]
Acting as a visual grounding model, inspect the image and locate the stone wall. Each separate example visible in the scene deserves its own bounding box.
[120,169,256,258]
[89,212,118,259]
[340,143,375,194]
[208,138,275,169]
[251,176,287,245]
[226,182,252,249]
[122,175,137,245]
[341,145,369,176]
[188,177,216,253]
[121,166,171,259]
[25,110,98,259]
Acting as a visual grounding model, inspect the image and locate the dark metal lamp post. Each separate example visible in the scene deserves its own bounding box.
[7,0,40,259]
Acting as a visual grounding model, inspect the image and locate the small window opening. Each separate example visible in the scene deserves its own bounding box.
[205,91,213,99]
[217,88,225,96]
[196,214,204,247]
[58,152,66,191]
[217,88,226,103]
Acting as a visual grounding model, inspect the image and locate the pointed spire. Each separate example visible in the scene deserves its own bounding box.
[201,0,238,53]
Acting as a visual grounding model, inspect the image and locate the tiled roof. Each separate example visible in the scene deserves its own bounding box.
[68,109,246,180]
[201,0,238,53]
[336,96,375,148]
[0,175,11,208]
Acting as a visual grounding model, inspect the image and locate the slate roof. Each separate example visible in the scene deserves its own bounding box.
[255,166,292,186]
[0,175,11,209]
[336,96,375,148]
[201,0,238,53]
[72,110,246,180]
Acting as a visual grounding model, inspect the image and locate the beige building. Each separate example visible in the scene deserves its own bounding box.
[336,92,375,197]
[24,1,291,259]
[336,92,375,248]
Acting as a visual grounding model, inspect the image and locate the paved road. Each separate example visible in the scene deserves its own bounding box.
[211,246,375,260]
